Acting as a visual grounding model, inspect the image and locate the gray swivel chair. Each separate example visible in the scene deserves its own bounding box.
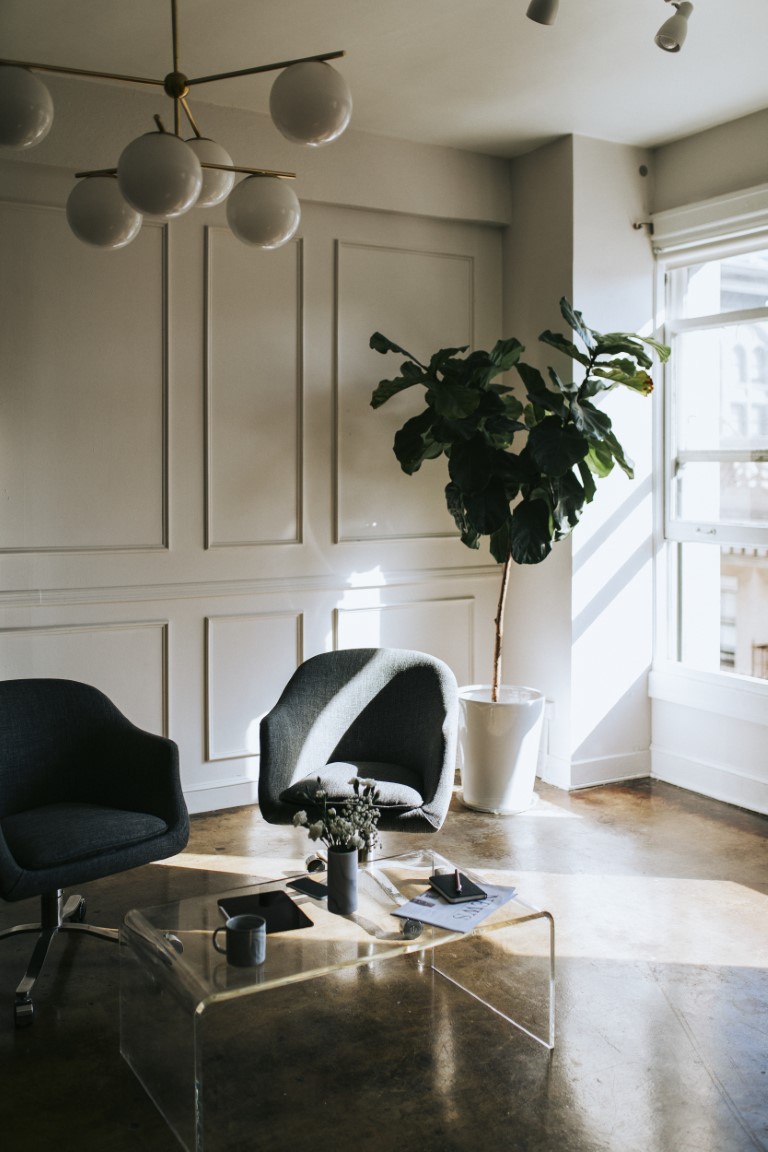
[0,678,189,1026]
[259,648,459,833]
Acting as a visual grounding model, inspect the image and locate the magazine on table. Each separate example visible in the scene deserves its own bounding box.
[391,879,518,934]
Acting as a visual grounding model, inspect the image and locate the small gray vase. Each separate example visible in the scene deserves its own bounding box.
[327,846,358,914]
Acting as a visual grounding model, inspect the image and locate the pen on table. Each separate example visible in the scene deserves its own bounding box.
[454,868,462,894]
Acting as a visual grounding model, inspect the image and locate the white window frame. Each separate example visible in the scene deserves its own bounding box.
[652,183,768,695]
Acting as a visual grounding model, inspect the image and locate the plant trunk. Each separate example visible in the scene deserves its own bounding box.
[492,550,513,702]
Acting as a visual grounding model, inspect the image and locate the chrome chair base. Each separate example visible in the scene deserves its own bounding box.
[0,889,118,1027]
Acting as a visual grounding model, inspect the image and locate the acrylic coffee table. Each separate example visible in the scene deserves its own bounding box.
[119,849,555,1152]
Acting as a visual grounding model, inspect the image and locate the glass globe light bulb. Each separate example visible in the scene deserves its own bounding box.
[184,137,236,208]
[66,177,143,249]
[226,176,301,249]
[270,61,352,146]
[117,131,202,218]
[0,66,54,150]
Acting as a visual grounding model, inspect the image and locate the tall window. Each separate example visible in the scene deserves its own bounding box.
[663,246,768,680]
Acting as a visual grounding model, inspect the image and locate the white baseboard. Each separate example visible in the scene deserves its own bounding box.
[651,746,768,816]
[183,777,259,816]
[540,750,650,791]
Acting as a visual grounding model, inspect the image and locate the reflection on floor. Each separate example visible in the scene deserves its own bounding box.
[1,779,767,1152]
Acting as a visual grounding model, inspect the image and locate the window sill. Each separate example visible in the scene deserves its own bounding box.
[649,661,768,727]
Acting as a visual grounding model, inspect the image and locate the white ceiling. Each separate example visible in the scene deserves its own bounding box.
[2,0,768,159]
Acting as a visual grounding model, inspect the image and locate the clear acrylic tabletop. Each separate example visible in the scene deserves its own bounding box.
[120,848,553,1015]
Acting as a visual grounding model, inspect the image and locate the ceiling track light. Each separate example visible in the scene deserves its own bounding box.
[524,0,694,54]
[526,0,560,26]
[655,1,694,52]
[0,0,352,250]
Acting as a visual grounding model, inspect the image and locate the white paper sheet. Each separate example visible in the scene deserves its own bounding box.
[391,881,518,934]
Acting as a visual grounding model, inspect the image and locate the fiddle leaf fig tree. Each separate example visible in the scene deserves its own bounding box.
[370,298,670,701]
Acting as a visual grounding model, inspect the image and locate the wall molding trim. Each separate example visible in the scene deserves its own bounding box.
[651,746,768,817]
[0,564,500,608]
[542,750,650,791]
[183,774,259,816]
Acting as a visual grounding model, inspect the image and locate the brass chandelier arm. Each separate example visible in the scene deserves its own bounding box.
[0,57,164,88]
[0,43,346,95]
[74,168,118,179]
[179,96,202,139]
[187,48,345,87]
[200,163,297,179]
[74,164,297,180]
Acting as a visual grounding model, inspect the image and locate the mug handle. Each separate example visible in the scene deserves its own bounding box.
[212,927,227,954]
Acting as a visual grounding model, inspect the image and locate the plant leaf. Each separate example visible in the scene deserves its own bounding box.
[509,498,553,565]
[428,346,471,375]
[515,362,568,418]
[445,482,481,549]
[370,359,429,409]
[483,414,526,449]
[527,418,589,476]
[489,520,512,564]
[551,471,586,537]
[499,392,524,420]
[570,397,613,441]
[426,380,481,419]
[603,429,635,478]
[448,437,494,494]
[538,329,590,367]
[464,478,510,536]
[559,298,596,352]
[393,410,444,473]
[547,365,579,397]
[369,332,423,365]
[489,337,525,371]
[579,375,614,399]
[593,335,652,368]
[592,365,654,395]
[585,440,615,478]
[577,458,597,503]
[598,331,670,365]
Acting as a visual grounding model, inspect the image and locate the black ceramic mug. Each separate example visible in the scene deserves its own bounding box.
[213,913,267,967]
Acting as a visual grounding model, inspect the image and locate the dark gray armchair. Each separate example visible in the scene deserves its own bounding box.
[259,648,459,833]
[0,678,189,1026]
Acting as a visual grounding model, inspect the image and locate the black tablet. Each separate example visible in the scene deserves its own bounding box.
[217,889,314,933]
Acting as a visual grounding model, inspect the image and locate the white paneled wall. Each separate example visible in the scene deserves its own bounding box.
[0,620,168,734]
[205,229,302,548]
[0,201,167,551]
[0,157,503,813]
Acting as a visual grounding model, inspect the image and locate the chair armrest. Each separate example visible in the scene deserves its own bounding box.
[258,702,307,808]
[84,724,187,833]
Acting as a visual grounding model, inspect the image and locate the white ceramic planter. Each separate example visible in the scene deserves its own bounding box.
[458,685,546,814]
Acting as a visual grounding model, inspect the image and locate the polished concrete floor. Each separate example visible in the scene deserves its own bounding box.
[1,779,767,1152]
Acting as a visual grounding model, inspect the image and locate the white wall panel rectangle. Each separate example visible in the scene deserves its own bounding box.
[205,612,302,761]
[0,202,167,552]
[0,620,168,733]
[335,241,473,542]
[335,597,474,686]
[205,228,302,547]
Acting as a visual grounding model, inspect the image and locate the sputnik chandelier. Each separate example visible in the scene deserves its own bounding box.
[0,0,352,250]
[526,0,694,53]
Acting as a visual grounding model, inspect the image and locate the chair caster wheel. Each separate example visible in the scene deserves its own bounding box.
[14,998,34,1028]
